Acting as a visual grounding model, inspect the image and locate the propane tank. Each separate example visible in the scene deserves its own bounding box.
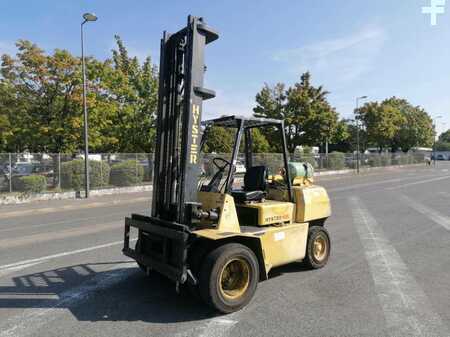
[288,162,314,181]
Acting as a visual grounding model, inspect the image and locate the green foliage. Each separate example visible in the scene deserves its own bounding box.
[61,159,110,191]
[368,154,392,167]
[12,175,47,193]
[110,160,144,186]
[250,128,270,153]
[356,97,433,152]
[0,37,158,153]
[203,126,235,153]
[356,100,404,152]
[254,73,345,152]
[435,141,450,151]
[327,152,345,170]
[388,98,434,151]
[439,129,450,143]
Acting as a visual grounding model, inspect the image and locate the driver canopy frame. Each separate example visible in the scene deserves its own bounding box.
[200,116,293,202]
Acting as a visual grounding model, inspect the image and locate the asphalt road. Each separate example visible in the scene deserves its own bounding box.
[0,163,449,337]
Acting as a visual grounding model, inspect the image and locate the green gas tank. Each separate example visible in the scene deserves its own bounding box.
[288,162,314,181]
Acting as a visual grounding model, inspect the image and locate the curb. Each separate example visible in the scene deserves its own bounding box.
[0,185,153,205]
[314,163,424,177]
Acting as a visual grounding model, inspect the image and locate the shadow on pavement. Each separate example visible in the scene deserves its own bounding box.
[0,261,213,323]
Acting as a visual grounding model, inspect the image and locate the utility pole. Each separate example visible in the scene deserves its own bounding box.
[81,13,98,198]
[433,116,442,166]
[355,96,368,174]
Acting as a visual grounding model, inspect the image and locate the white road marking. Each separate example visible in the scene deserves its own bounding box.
[399,195,450,231]
[386,175,450,190]
[350,197,448,337]
[328,177,406,192]
[0,261,44,278]
[0,263,136,337]
[0,197,149,219]
[0,239,136,272]
[175,315,239,337]
[0,209,147,233]
[198,317,238,337]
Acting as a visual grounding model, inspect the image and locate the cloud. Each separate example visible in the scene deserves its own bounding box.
[273,25,387,84]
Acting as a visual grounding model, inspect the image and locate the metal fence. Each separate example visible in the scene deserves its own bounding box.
[0,153,154,194]
[0,152,425,194]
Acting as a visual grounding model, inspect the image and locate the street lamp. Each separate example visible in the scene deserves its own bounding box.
[433,115,442,166]
[81,12,97,198]
[355,96,368,174]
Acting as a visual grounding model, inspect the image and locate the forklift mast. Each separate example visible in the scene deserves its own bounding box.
[152,16,218,225]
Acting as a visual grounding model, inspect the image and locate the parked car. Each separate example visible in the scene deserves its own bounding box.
[235,161,246,174]
[437,154,446,161]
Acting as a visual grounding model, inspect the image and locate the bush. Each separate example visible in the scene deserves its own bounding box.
[368,155,382,167]
[327,152,345,170]
[12,175,47,193]
[61,159,110,191]
[380,155,392,166]
[110,160,144,187]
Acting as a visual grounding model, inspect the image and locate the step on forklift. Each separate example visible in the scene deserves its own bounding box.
[123,15,331,313]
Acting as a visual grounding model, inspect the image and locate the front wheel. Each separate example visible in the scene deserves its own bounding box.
[303,226,330,269]
[199,243,259,313]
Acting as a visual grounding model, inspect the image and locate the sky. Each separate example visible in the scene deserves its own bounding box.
[0,0,449,135]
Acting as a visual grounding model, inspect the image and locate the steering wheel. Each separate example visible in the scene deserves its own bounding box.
[201,157,232,192]
[213,157,232,171]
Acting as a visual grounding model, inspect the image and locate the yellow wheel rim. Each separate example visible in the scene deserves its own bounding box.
[313,235,328,262]
[219,258,250,300]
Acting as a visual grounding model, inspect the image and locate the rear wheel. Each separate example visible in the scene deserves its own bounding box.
[199,243,259,313]
[303,226,330,269]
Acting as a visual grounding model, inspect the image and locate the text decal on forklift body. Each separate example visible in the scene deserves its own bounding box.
[190,103,200,164]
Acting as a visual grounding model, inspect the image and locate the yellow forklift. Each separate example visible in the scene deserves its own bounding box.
[123,16,331,313]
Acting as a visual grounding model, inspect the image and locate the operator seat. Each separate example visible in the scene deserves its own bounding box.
[232,166,267,203]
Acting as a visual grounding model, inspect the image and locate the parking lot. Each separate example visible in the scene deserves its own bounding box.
[0,163,449,337]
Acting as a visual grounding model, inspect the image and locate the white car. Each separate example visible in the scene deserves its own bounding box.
[235,162,246,174]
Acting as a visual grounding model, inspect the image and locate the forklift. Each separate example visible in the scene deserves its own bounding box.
[123,16,331,313]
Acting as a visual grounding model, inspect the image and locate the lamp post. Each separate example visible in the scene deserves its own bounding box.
[355,96,368,174]
[81,12,98,198]
[433,115,442,166]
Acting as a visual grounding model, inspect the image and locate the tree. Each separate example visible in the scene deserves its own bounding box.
[356,100,404,152]
[328,119,354,153]
[0,40,108,154]
[439,129,450,143]
[254,83,287,152]
[435,141,450,151]
[387,98,434,152]
[203,126,235,153]
[0,37,159,155]
[250,128,270,153]
[104,35,158,153]
[254,72,344,152]
[436,129,450,151]
[356,97,434,152]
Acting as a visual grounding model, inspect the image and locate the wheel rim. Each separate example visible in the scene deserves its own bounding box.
[219,257,250,300]
[313,234,328,262]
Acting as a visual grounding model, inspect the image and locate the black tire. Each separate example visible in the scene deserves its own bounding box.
[199,243,259,313]
[303,226,330,269]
